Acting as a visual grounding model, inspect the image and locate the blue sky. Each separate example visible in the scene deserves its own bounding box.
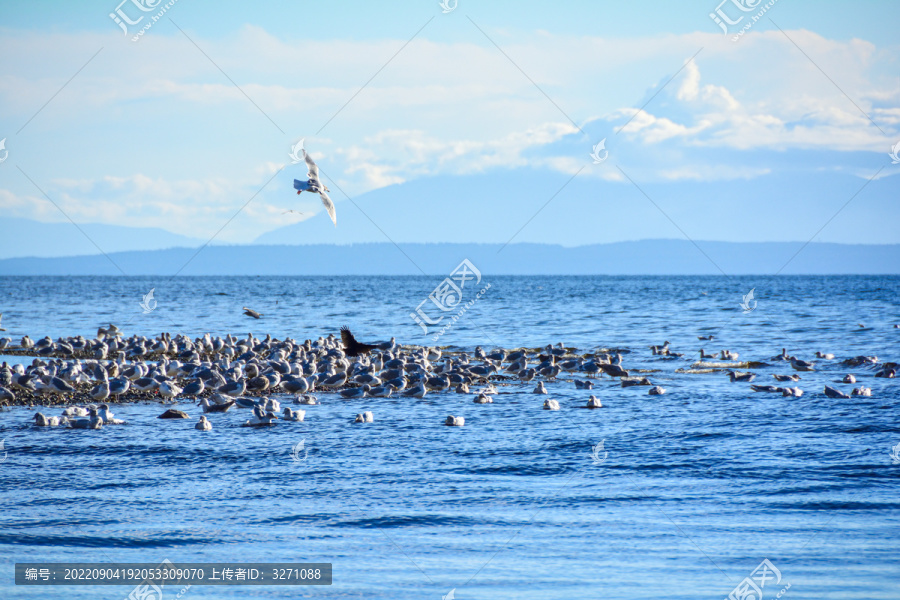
[0,0,897,245]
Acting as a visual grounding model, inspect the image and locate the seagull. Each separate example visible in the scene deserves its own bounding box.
[243,405,278,426]
[109,378,130,400]
[790,358,815,372]
[282,377,310,394]
[727,370,756,383]
[218,379,247,398]
[195,416,212,431]
[282,407,306,421]
[773,373,801,382]
[401,382,427,398]
[339,385,368,399]
[97,403,125,425]
[294,150,336,226]
[354,411,374,423]
[183,379,205,396]
[68,407,103,429]
[200,398,235,413]
[33,412,66,427]
[824,385,850,399]
[89,381,110,402]
[159,380,183,401]
[243,307,262,319]
[0,313,5,331]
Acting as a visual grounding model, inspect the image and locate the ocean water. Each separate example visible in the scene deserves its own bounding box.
[0,275,898,600]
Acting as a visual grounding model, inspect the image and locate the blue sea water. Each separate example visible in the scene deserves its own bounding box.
[0,275,898,600]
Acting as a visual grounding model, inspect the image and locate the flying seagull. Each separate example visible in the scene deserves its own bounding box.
[294,150,336,226]
[340,326,379,357]
[243,307,262,319]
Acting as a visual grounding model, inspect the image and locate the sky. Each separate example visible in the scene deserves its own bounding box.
[0,0,898,247]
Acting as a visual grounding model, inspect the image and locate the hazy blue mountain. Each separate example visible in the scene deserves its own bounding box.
[255,166,897,247]
[0,240,897,275]
[0,217,205,259]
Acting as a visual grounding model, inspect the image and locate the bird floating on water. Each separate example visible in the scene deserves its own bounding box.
[294,149,336,226]
[282,407,306,421]
[585,395,603,408]
[791,358,815,372]
[355,411,374,423]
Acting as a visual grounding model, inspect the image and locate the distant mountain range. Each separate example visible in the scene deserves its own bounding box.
[0,240,897,275]
[2,160,896,262]
[0,217,206,259]
[254,167,898,248]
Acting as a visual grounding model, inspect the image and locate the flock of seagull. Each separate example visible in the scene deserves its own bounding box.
[1,322,896,432]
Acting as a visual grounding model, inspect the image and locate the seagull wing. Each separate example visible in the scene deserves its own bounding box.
[319,189,336,226]
[304,150,320,180]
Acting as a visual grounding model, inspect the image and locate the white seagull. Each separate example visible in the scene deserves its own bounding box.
[294,150,336,226]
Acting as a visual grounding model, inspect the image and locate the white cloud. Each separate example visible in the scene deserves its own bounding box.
[0,24,897,238]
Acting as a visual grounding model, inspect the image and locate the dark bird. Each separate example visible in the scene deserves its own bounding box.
[243,307,262,319]
[340,326,378,357]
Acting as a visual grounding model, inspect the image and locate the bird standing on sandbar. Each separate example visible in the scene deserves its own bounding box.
[294,149,336,226]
